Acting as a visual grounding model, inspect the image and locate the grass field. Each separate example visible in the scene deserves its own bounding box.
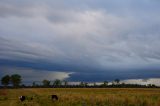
[0,88,160,106]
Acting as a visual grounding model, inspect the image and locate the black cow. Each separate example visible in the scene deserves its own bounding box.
[19,96,26,102]
[51,95,58,101]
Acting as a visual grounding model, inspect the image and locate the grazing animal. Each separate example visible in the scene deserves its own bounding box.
[51,95,58,101]
[19,96,26,102]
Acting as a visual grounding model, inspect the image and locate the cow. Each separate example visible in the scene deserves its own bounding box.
[19,96,26,102]
[51,95,58,101]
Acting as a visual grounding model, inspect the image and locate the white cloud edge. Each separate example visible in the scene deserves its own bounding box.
[121,78,160,86]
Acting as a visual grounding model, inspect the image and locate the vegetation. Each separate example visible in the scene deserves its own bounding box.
[10,74,22,88]
[1,75,10,87]
[0,88,160,106]
[102,81,108,87]
[114,79,120,85]
[53,79,62,87]
[42,80,50,87]
[64,80,68,88]
[1,74,158,88]
[1,74,22,88]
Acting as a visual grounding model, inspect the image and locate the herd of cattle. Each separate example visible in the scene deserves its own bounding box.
[19,95,58,102]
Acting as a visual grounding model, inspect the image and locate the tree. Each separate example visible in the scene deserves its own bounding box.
[64,80,68,87]
[84,82,88,87]
[114,79,120,85]
[10,74,21,87]
[1,75,10,87]
[53,79,62,87]
[42,79,50,87]
[32,81,36,87]
[93,82,97,87]
[103,81,108,87]
[80,82,85,87]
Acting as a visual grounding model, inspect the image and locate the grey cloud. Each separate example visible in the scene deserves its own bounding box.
[0,9,160,67]
[0,0,160,81]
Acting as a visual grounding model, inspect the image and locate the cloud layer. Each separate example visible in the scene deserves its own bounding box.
[0,0,160,83]
[0,67,72,85]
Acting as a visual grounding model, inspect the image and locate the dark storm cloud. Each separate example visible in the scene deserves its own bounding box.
[69,69,160,82]
[0,0,160,82]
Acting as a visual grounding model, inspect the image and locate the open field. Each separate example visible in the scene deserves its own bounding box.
[0,88,160,106]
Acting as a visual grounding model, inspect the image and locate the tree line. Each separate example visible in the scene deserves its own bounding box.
[0,74,158,88]
[1,74,21,88]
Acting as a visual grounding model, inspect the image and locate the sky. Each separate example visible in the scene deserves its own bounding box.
[0,0,160,85]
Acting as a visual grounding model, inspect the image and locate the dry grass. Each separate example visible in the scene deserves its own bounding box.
[0,88,160,106]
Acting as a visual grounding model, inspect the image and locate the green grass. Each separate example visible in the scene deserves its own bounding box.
[0,88,160,106]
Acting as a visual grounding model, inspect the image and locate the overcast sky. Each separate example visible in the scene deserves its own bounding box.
[0,0,160,85]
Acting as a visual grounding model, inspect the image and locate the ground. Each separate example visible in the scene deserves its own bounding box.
[0,88,160,106]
